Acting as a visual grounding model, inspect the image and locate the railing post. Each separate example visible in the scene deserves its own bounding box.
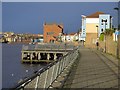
[54,62,59,80]
[35,75,40,90]
[50,65,55,84]
[43,70,49,88]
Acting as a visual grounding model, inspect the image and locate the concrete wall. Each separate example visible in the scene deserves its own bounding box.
[85,34,120,58]
[99,35,120,58]
[85,33,97,48]
[99,35,116,56]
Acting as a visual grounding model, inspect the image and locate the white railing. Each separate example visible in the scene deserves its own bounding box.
[13,47,79,89]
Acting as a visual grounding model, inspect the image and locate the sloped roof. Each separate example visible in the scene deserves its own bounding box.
[86,12,105,18]
[69,32,76,35]
[44,22,63,29]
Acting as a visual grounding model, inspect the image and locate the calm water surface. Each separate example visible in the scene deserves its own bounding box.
[2,44,45,88]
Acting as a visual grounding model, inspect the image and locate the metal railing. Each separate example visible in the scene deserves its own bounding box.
[13,47,79,90]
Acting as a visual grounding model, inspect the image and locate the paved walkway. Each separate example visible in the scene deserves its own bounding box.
[63,47,118,88]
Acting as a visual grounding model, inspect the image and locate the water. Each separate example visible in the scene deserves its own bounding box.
[2,44,45,88]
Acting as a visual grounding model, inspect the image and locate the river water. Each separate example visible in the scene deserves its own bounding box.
[2,44,45,88]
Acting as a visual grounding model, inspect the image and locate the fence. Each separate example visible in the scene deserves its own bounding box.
[13,47,79,89]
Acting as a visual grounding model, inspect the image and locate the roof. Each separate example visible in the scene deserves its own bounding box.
[86,12,105,18]
[69,32,76,35]
[63,32,77,36]
[44,22,63,29]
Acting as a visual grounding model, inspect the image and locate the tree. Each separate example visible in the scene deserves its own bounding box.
[105,28,115,35]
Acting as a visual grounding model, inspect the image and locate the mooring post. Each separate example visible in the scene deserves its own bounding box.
[47,53,50,61]
[35,52,38,60]
[38,52,41,60]
[54,53,57,61]
[30,52,33,64]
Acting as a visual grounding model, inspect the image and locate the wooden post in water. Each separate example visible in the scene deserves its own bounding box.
[54,53,57,61]
[21,52,24,63]
[35,52,38,61]
[47,53,50,62]
[38,52,41,60]
[30,52,33,64]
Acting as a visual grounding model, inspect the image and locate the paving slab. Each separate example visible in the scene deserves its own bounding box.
[63,47,118,89]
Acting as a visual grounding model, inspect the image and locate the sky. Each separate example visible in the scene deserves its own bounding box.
[2,2,119,34]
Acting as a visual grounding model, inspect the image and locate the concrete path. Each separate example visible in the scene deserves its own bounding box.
[63,47,118,88]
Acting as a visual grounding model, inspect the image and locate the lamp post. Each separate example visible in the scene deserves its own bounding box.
[114,5,119,59]
[96,25,99,50]
[102,19,107,53]
[96,25,99,38]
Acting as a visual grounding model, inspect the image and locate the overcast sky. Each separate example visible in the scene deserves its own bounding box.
[2,2,119,34]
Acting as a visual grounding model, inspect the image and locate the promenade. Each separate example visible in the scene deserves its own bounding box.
[13,46,119,89]
[63,47,118,89]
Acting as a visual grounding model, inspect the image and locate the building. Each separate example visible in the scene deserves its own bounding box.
[5,35,17,43]
[61,33,79,42]
[31,34,43,44]
[81,15,86,41]
[81,12,112,46]
[43,23,63,43]
[99,14,113,36]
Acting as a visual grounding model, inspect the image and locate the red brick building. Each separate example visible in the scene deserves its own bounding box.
[43,23,63,43]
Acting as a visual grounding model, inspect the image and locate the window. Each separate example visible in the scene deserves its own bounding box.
[47,32,54,35]
[101,29,103,32]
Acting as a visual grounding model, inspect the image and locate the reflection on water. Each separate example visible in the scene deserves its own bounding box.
[2,43,45,88]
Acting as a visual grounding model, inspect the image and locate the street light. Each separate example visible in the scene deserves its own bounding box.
[114,5,119,59]
[96,25,99,50]
[96,25,99,38]
[102,19,107,53]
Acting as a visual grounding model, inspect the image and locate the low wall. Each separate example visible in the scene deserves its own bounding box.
[99,35,116,56]
[85,33,120,58]
[85,33,97,48]
[99,35,120,58]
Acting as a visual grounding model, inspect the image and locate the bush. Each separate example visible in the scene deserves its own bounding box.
[99,33,104,41]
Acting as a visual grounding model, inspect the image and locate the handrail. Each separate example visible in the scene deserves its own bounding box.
[12,47,79,90]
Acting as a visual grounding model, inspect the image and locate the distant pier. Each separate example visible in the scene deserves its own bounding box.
[21,43,76,63]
